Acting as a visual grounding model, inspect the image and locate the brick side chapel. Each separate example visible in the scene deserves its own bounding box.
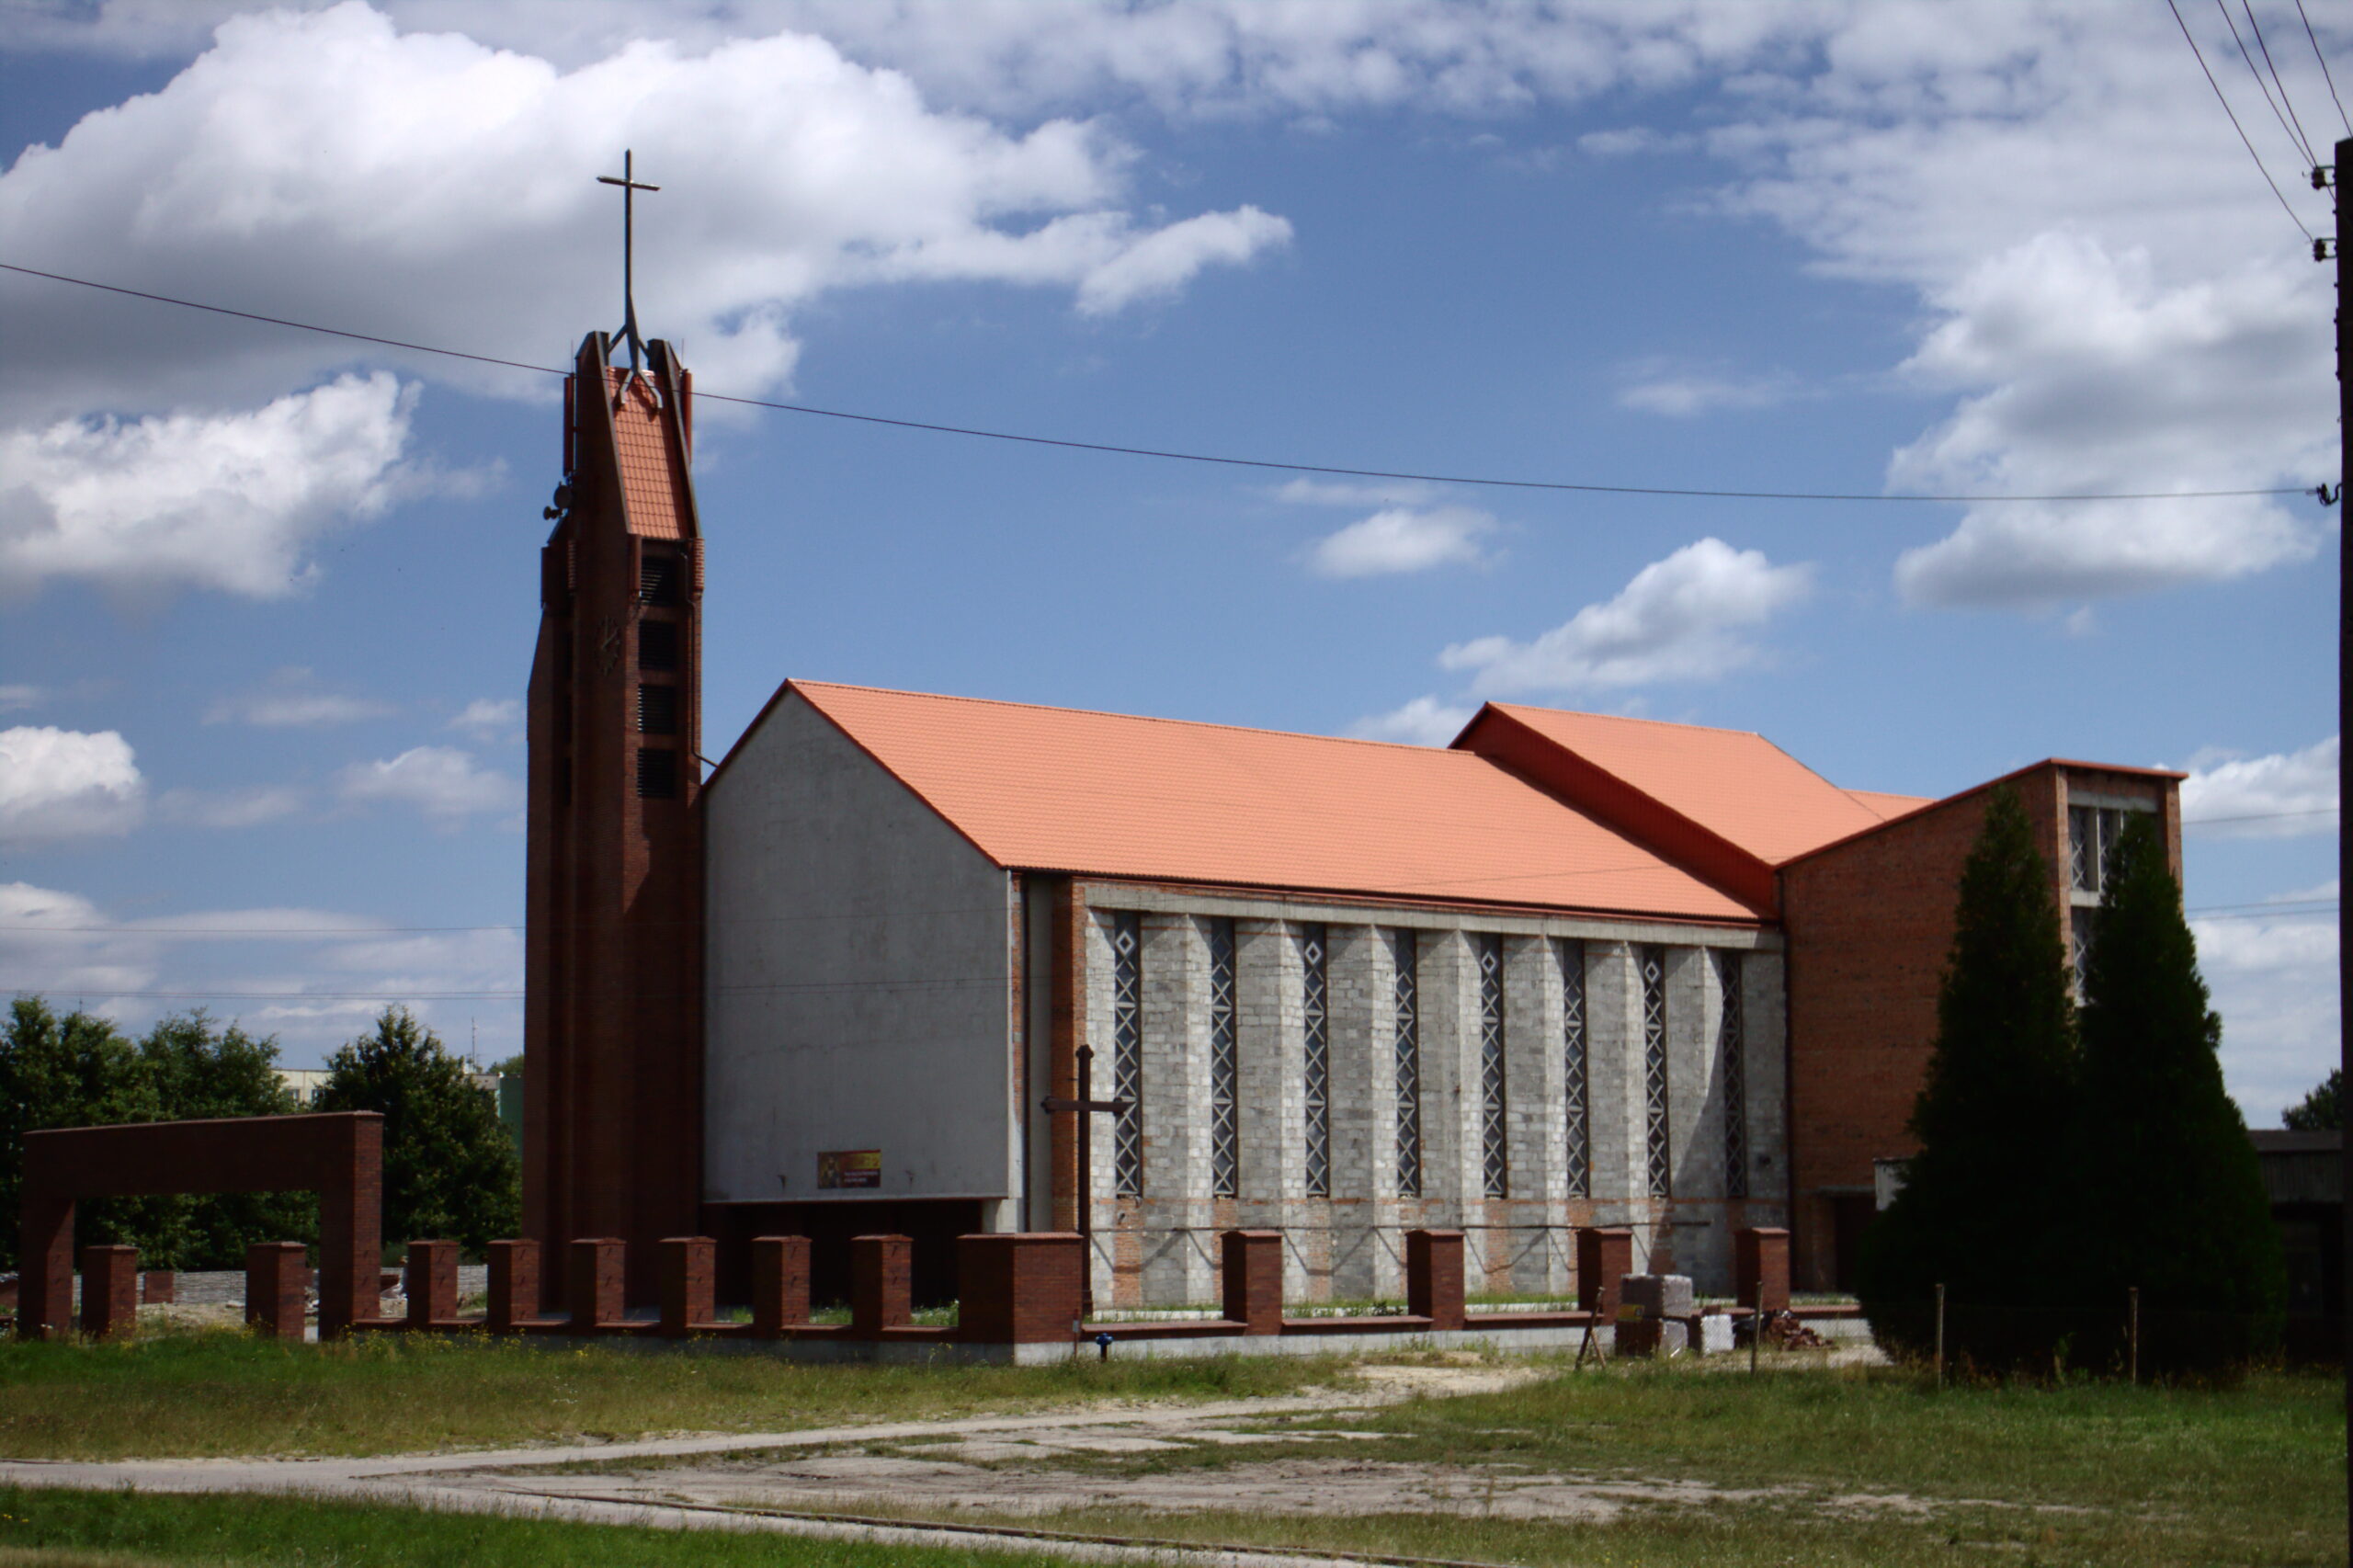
[526,334,2183,1308]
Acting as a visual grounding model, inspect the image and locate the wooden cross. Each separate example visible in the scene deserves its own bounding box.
[1041,1041,1132,1322]
[597,150,661,374]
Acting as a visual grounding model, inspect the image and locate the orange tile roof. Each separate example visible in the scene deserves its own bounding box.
[779,682,1759,922]
[1844,789,1935,824]
[1474,704,1896,867]
[606,369,688,540]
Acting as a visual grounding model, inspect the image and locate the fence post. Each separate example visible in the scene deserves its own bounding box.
[2128,1286,2140,1385]
[1934,1282,1946,1390]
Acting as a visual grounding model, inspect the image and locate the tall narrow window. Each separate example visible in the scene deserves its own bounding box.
[638,618,679,673]
[2069,906,2099,999]
[1110,912,1144,1199]
[1559,939,1589,1199]
[639,551,681,606]
[1641,945,1671,1198]
[635,746,677,800]
[1301,925,1330,1198]
[1715,950,1748,1199]
[1391,928,1422,1198]
[2069,804,2126,894]
[1478,934,1508,1199]
[1208,918,1238,1198]
[637,682,677,735]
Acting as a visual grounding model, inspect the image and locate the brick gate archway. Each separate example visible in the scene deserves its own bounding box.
[17,1112,383,1338]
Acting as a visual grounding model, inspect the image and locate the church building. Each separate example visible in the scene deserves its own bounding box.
[524,334,2186,1309]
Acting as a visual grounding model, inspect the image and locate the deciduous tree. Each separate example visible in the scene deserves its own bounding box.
[315,1007,518,1253]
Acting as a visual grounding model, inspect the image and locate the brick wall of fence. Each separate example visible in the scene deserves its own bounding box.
[28,1225,1822,1362]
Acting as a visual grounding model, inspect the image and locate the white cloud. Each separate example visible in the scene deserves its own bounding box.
[1349,696,1476,747]
[155,784,311,829]
[449,698,523,740]
[208,667,398,726]
[1309,506,1495,578]
[338,745,522,824]
[0,685,43,711]
[0,374,418,599]
[1074,206,1293,315]
[0,878,523,1066]
[2192,912,2341,1124]
[2181,737,2337,839]
[0,4,1295,424]
[1888,235,2326,608]
[1616,358,1799,416]
[1276,478,1437,508]
[1439,538,1812,695]
[0,725,144,842]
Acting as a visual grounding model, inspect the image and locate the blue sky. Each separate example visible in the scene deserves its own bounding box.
[0,2,2341,1118]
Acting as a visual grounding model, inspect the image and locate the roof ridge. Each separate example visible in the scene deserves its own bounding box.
[793,679,1491,760]
[1486,700,1766,742]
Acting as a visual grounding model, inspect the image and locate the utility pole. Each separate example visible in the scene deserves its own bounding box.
[2326,131,2349,1568]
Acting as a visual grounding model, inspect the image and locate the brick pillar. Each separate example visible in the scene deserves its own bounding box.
[1735,1226,1790,1313]
[850,1234,912,1335]
[79,1245,138,1340]
[487,1239,545,1330]
[141,1270,176,1305]
[17,1192,73,1340]
[750,1235,811,1336]
[1406,1228,1465,1330]
[245,1241,308,1341]
[959,1233,1083,1344]
[315,1114,382,1339]
[1577,1226,1632,1320]
[1221,1230,1282,1334]
[404,1240,460,1328]
[659,1236,716,1335]
[567,1238,626,1333]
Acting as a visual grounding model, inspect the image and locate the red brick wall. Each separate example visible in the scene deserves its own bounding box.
[850,1233,913,1334]
[1779,763,2179,1289]
[1222,1230,1282,1333]
[1406,1229,1465,1330]
[958,1233,1082,1344]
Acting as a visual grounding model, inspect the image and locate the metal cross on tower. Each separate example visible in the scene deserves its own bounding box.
[597,149,661,376]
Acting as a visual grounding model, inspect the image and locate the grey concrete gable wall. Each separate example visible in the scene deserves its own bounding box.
[702,692,1014,1206]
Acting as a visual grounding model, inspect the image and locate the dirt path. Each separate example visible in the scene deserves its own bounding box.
[0,1366,1560,1568]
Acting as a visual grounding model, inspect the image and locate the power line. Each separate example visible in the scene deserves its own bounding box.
[2225,0,2318,167]
[2293,0,2351,135]
[2181,804,2341,826]
[0,258,2309,508]
[2170,0,2320,242]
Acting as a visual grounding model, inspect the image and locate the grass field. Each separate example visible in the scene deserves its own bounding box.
[840,1359,2344,1567]
[0,1489,1060,1568]
[0,1327,2336,1565]
[0,1325,1336,1460]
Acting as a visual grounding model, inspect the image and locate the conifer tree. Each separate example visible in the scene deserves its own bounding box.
[2066,812,2282,1372]
[315,1007,518,1252]
[1858,787,2080,1369]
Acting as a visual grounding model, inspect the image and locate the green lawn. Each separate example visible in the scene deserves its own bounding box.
[0,1325,1336,1460]
[0,1489,1061,1568]
[822,1358,2347,1568]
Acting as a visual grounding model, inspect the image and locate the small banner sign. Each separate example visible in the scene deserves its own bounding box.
[817,1149,881,1189]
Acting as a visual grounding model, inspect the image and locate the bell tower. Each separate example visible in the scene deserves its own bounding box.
[523,333,705,1305]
